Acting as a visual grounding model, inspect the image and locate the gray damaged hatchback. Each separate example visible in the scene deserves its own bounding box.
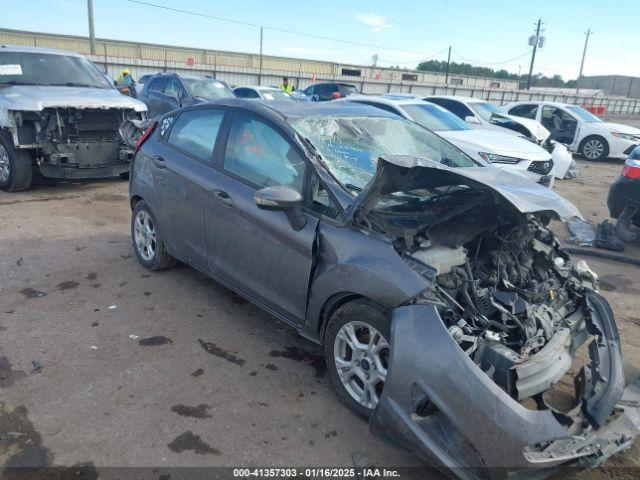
[129,100,639,477]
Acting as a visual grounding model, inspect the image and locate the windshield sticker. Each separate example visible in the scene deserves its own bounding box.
[0,64,23,75]
[263,93,274,100]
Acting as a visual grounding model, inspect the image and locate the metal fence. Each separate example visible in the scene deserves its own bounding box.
[1,28,639,115]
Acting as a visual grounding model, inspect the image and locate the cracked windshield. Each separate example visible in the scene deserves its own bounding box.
[290,115,477,192]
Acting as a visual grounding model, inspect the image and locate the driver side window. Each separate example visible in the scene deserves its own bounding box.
[223,113,306,193]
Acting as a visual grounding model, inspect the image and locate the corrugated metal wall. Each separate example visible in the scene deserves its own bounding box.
[2,28,639,114]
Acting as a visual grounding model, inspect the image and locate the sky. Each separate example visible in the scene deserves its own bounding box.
[2,0,639,79]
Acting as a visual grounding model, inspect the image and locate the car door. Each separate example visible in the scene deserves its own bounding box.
[205,110,318,323]
[153,107,227,268]
[143,77,168,118]
[157,78,184,116]
[540,106,577,144]
[508,104,539,120]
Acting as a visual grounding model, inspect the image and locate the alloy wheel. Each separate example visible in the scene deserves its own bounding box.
[333,321,390,410]
[134,210,157,262]
[0,144,10,183]
[583,139,605,160]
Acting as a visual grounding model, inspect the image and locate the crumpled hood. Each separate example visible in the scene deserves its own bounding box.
[600,122,640,135]
[492,112,550,142]
[439,129,550,160]
[348,155,582,222]
[0,85,147,112]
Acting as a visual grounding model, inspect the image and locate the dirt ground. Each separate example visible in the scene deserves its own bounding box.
[1,146,639,478]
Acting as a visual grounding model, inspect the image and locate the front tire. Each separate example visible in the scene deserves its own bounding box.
[0,131,33,192]
[323,299,391,419]
[131,201,176,270]
[579,135,609,161]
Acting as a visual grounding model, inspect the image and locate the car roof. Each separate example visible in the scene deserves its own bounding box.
[425,95,489,104]
[202,98,397,120]
[0,44,85,58]
[349,95,434,107]
[509,100,573,108]
[234,85,280,92]
[148,72,224,82]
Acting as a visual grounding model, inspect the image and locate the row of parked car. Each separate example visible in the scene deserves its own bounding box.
[2,44,639,194]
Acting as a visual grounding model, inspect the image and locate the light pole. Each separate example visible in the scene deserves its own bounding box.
[576,28,592,94]
[526,19,544,90]
[87,0,96,56]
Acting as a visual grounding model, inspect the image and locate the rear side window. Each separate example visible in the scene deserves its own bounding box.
[148,77,167,92]
[223,113,305,192]
[509,104,538,119]
[167,109,225,162]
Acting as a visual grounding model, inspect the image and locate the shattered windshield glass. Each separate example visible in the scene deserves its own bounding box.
[290,116,477,192]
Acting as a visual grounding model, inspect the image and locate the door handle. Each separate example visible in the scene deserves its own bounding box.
[152,155,166,169]
[212,189,233,206]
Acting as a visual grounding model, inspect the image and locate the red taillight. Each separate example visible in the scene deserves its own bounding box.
[622,158,640,179]
[135,120,157,154]
[332,92,342,99]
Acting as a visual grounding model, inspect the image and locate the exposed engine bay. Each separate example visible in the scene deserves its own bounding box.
[8,107,142,176]
[365,180,620,419]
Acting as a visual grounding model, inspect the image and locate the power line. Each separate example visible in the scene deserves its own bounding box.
[126,0,448,58]
[451,49,531,66]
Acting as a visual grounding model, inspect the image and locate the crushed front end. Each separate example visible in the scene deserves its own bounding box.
[8,107,143,179]
[354,157,640,478]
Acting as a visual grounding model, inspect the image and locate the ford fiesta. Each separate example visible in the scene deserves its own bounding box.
[128,100,639,478]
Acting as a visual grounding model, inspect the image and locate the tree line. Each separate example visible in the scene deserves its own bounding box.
[415,59,577,88]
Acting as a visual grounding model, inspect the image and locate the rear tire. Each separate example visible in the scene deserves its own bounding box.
[579,135,609,161]
[131,200,176,270]
[0,131,33,192]
[323,299,391,419]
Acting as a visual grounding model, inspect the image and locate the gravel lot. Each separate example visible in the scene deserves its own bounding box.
[1,141,639,478]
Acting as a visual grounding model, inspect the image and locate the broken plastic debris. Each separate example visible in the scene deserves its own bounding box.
[90,345,98,350]
[107,305,118,310]
[566,217,595,246]
[129,334,139,340]
[31,360,43,374]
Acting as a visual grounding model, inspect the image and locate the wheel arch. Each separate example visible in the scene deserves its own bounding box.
[579,134,609,159]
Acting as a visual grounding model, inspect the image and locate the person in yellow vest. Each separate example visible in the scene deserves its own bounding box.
[279,76,294,93]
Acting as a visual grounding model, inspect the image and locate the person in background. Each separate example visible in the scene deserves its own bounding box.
[117,69,137,98]
[279,76,294,93]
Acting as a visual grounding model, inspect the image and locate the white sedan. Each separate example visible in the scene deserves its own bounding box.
[423,95,550,143]
[502,101,640,161]
[344,96,564,186]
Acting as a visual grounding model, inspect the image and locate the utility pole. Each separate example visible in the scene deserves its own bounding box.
[371,54,379,67]
[258,26,263,86]
[87,0,96,56]
[526,18,544,90]
[576,28,592,94]
[444,46,451,84]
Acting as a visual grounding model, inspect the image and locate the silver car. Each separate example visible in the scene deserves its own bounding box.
[0,46,147,191]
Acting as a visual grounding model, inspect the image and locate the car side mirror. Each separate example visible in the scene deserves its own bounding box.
[465,115,481,125]
[254,186,307,231]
